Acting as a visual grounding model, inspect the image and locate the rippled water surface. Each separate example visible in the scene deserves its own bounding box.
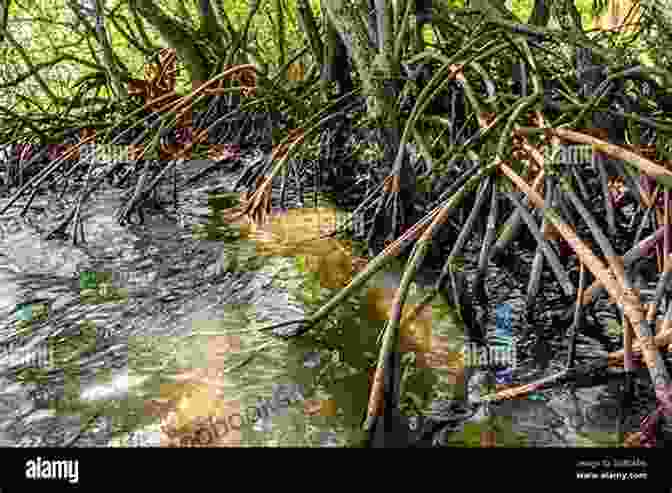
[0,160,396,447]
[0,158,646,447]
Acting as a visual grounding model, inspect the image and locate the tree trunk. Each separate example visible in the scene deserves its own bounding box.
[94,0,128,101]
[132,0,213,85]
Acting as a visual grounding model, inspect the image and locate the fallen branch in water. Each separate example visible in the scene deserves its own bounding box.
[479,359,618,403]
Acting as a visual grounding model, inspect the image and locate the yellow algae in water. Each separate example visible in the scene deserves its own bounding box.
[145,333,245,447]
[157,377,242,447]
[173,383,220,429]
[303,398,338,417]
[236,207,357,288]
[416,335,465,377]
[239,207,345,255]
[301,241,355,289]
[364,285,465,376]
[364,286,434,354]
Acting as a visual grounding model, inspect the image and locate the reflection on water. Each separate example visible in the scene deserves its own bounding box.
[149,335,245,447]
[241,206,360,291]
[0,175,630,448]
[109,201,471,447]
[145,204,373,446]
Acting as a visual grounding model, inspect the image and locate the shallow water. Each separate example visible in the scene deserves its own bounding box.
[0,159,426,447]
[0,157,653,447]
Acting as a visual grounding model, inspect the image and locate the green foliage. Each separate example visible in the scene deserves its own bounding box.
[0,0,663,125]
[1,0,328,117]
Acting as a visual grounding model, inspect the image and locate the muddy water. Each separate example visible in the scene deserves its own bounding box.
[0,158,638,447]
[0,159,459,447]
